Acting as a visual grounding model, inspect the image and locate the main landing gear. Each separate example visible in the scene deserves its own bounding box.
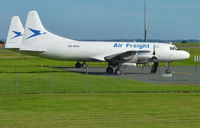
[75,62,82,68]
[75,62,88,68]
[106,64,124,75]
[115,67,123,75]
[106,67,114,74]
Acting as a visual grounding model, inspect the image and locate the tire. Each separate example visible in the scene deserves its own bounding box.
[82,63,88,68]
[165,69,171,74]
[75,62,82,68]
[115,69,122,75]
[106,67,113,74]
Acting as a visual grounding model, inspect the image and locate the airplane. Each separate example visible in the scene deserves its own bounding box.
[5,10,190,75]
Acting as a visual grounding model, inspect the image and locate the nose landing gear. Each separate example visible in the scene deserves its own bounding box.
[165,62,171,74]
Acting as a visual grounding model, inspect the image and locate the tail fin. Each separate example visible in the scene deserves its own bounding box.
[22,10,73,46]
[5,16,24,48]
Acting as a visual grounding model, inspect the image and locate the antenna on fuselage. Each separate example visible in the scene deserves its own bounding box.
[144,0,147,42]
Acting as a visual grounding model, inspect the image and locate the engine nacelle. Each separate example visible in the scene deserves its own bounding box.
[127,53,139,63]
[138,52,152,61]
[122,63,137,66]
[124,52,152,63]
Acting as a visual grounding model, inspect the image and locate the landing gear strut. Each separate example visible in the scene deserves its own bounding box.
[115,67,123,75]
[165,62,171,74]
[106,62,123,75]
[106,63,123,75]
[82,62,88,68]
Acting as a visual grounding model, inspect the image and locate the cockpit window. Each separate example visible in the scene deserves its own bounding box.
[170,47,177,50]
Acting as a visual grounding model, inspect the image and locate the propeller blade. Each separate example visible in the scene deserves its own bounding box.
[151,62,159,73]
[153,43,156,55]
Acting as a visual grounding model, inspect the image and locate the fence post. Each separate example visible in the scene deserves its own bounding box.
[85,66,89,93]
[15,67,18,95]
[49,66,53,94]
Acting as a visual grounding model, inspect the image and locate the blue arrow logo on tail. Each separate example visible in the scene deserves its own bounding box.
[27,28,46,39]
[11,31,22,39]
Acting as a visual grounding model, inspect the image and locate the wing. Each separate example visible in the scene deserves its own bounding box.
[89,50,151,63]
[104,51,137,63]
[104,50,151,64]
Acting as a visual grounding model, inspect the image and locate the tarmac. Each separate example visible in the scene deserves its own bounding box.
[60,66,200,84]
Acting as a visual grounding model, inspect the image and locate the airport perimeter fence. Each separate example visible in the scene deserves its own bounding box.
[0,65,200,95]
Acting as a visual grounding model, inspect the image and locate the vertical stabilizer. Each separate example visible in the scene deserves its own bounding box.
[22,10,69,46]
[5,16,24,48]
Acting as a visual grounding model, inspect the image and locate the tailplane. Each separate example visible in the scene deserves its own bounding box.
[5,16,24,49]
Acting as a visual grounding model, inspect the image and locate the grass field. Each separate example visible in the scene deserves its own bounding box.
[175,42,200,47]
[0,43,200,127]
[1,67,200,95]
[1,93,200,128]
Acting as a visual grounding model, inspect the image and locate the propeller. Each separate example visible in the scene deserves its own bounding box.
[151,43,157,62]
[151,43,159,73]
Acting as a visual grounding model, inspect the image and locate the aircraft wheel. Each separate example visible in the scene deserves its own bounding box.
[106,67,113,74]
[115,68,122,75]
[165,69,171,74]
[82,63,88,68]
[75,62,82,68]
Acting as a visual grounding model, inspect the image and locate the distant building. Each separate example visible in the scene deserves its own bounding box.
[181,40,188,43]
[0,40,5,48]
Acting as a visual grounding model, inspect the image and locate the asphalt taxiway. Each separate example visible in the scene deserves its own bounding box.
[59,66,200,84]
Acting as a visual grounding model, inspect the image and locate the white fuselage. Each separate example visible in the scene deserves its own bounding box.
[22,40,190,63]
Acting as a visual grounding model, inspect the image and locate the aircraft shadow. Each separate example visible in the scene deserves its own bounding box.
[53,67,152,75]
[67,70,151,75]
[68,70,110,76]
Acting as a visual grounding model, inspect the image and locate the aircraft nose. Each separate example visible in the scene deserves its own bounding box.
[172,50,190,61]
[183,51,190,59]
[180,51,190,60]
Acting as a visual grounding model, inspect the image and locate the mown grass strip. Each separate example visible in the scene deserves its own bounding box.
[0,93,200,128]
